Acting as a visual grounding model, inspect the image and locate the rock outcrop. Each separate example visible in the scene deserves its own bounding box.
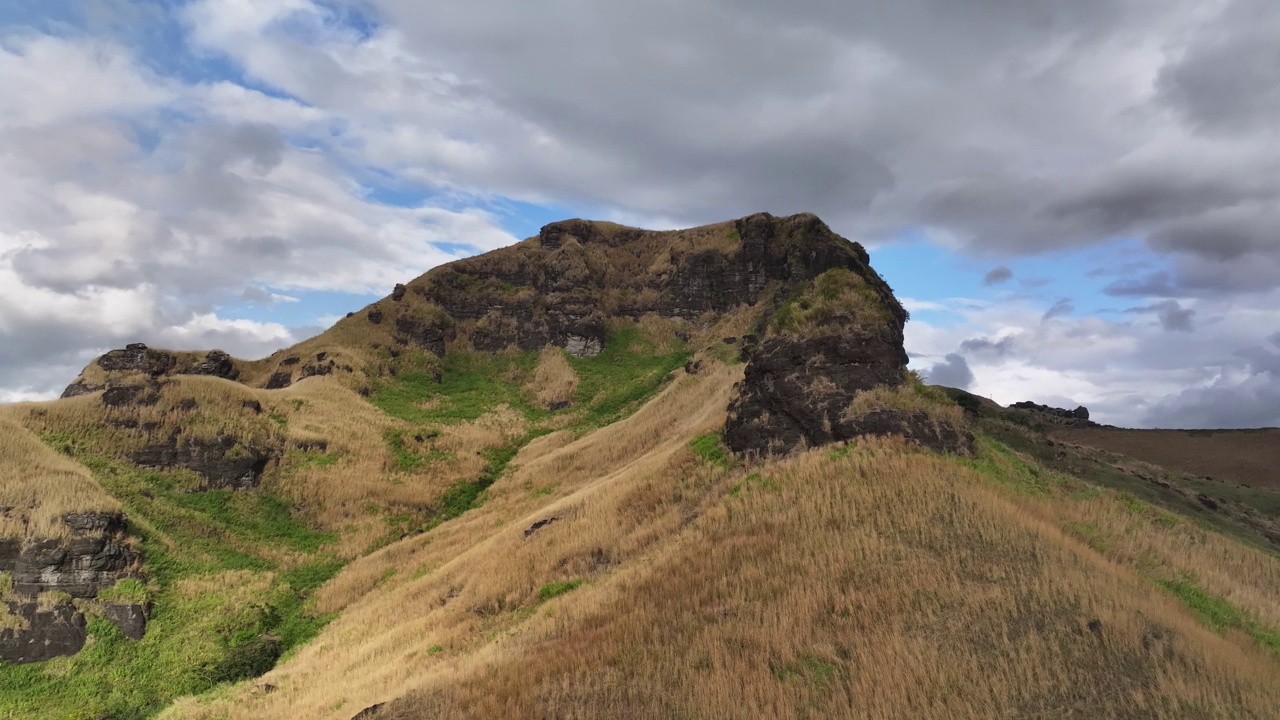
[1,512,137,598]
[129,435,274,490]
[723,332,908,455]
[721,231,970,456]
[0,600,87,664]
[0,512,142,664]
[1009,401,1096,426]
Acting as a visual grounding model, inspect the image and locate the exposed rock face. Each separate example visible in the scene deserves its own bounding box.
[97,343,176,377]
[182,350,239,380]
[0,511,143,663]
[724,333,909,455]
[129,435,273,490]
[394,315,452,356]
[1010,401,1096,426]
[0,600,87,664]
[263,372,293,390]
[2,512,137,598]
[414,212,876,359]
[842,409,974,455]
[60,381,103,399]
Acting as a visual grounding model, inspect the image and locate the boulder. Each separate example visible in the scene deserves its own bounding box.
[102,602,149,640]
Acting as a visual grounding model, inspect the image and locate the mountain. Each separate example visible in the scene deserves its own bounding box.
[0,213,1277,719]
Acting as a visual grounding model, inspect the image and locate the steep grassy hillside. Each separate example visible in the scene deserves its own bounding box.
[161,363,1280,720]
[1,213,1277,719]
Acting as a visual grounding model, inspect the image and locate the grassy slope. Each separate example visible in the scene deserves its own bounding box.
[0,418,120,539]
[0,325,694,719]
[161,366,1280,720]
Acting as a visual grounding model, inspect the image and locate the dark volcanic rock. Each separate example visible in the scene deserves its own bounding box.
[300,361,335,379]
[263,372,293,390]
[392,283,407,301]
[351,703,386,720]
[1009,401,1095,426]
[101,385,145,407]
[129,435,273,490]
[841,409,973,455]
[102,602,149,640]
[0,600,87,664]
[394,315,452,356]
[60,381,103,399]
[723,332,910,456]
[97,344,175,377]
[367,308,384,324]
[8,512,136,598]
[182,350,238,380]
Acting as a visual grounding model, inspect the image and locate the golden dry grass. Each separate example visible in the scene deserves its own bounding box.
[0,369,528,558]
[525,347,578,408]
[161,360,1280,720]
[0,417,118,539]
[843,379,967,428]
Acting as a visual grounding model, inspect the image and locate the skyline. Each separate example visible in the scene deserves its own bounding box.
[2,0,1279,428]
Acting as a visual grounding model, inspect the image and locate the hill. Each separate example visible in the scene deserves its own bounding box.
[0,213,1277,719]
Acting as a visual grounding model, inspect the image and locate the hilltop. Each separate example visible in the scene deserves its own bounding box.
[0,213,1277,719]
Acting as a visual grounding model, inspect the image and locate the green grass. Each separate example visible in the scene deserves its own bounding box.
[0,446,344,720]
[567,327,688,430]
[538,579,583,602]
[370,350,545,425]
[383,429,451,472]
[729,472,780,497]
[1154,575,1280,655]
[369,327,688,437]
[690,433,732,470]
[96,578,149,605]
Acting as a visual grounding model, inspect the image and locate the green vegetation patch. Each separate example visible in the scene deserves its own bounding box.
[95,578,149,605]
[0,446,343,720]
[690,433,733,470]
[568,327,689,430]
[368,327,687,437]
[729,472,781,497]
[370,350,544,425]
[383,428,452,472]
[771,268,893,335]
[1154,575,1280,655]
[538,579,584,602]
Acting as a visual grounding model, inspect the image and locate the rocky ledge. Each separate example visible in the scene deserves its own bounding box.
[0,511,145,664]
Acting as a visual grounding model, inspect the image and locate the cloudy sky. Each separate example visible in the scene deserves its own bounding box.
[1,0,1278,428]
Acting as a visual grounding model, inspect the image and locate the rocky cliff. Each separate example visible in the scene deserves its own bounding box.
[61,212,968,463]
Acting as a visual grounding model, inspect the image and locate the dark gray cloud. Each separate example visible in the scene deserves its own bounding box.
[960,336,1016,358]
[1105,272,1178,298]
[1128,300,1195,332]
[1270,332,1280,349]
[983,266,1013,286]
[1042,298,1074,320]
[1148,343,1280,428]
[1156,0,1280,133]
[924,353,974,390]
